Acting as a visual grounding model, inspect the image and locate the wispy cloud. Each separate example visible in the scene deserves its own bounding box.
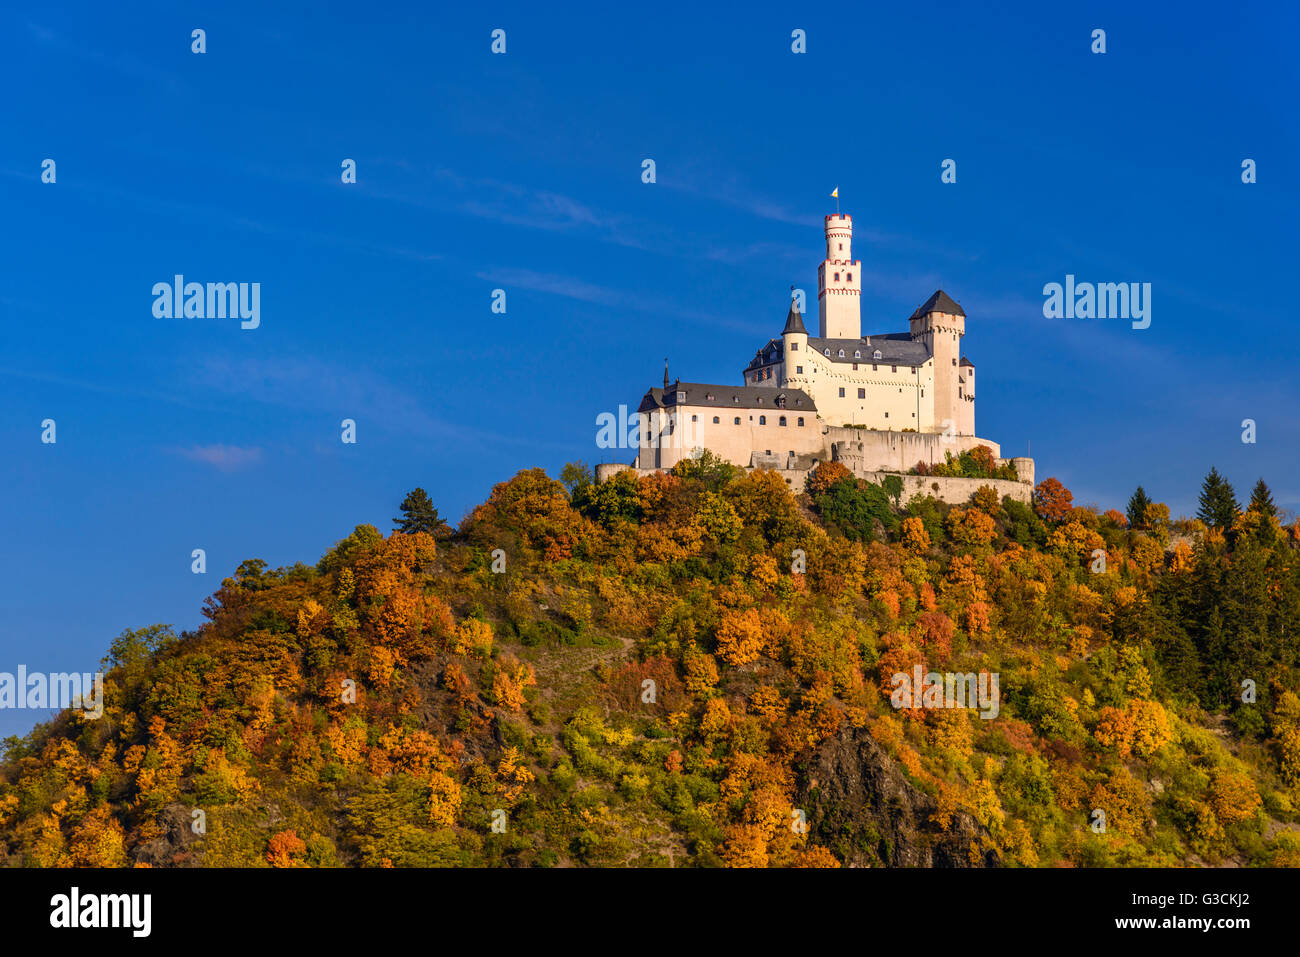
[473,268,626,307]
[175,444,263,472]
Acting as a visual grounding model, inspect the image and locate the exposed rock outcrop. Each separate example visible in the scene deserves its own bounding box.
[796,724,999,867]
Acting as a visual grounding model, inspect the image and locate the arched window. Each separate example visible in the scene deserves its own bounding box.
[834,272,840,281]
[712,416,719,423]
[824,348,831,356]
[691,414,698,421]
[733,417,740,425]
[797,417,805,426]
[779,416,787,426]
[759,415,767,425]
[854,350,860,358]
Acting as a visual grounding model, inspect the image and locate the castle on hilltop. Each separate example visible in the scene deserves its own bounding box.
[602,212,1034,503]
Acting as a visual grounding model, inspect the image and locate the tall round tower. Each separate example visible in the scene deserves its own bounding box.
[817,214,862,340]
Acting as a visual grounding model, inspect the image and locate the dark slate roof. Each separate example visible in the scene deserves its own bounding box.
[960,357,974,367]
[808,335,931,367]
[744,338,784,372]
[782,301,808,335]
[638,381,817,414]
[910,289,965,318]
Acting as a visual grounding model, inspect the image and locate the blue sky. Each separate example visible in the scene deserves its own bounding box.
[2,1,1296,735]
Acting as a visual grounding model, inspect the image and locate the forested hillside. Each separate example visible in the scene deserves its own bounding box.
[4,455,1299,868]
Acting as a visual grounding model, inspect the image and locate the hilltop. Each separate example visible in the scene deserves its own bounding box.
[3,456,1299,868]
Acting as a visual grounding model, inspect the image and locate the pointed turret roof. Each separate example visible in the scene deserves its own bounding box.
[782,299,808,335]
[910,289,965,318]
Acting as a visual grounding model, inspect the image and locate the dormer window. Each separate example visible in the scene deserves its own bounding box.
[824,348,831,356]
[837,349,845,357]
[873,350,882,360]
[705,393,715,400]
[854,350,860,358]
[676,391,686,402]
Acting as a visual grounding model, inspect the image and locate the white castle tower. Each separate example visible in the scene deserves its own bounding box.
[817,214,861,339]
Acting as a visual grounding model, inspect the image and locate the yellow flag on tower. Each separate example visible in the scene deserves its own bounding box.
[831,187,839,198]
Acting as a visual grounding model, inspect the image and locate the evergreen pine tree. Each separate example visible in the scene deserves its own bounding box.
[1196,467,1239,530]
[1126,485,1152,529]
[1247,478,1278,519]
[394,487,450,537]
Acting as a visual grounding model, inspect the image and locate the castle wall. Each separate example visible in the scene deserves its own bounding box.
[829,428,1002,473]
[638,403,824,470]
[855,472,1032,506]
[781,348,934,430]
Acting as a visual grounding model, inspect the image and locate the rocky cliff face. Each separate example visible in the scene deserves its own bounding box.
[796,724,999,868]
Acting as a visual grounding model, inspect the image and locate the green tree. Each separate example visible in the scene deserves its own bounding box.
[559,462,594,495]
[1126,486,1152,529]
[1246,478,1277,520]
[1197,468,1239,530]
[671,450,740,491]
[394,488,451,538]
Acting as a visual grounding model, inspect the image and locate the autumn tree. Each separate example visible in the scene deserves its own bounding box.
[805,460,852,498]
[1033,478,1074,523]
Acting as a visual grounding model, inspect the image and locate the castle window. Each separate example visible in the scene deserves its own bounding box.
[838,387,845,397]
[824,348,831,356]
[885,412,889,418]
[854,351,860,359]
[892,365,897,373]
[779,416,787,426]
[952,358,957,366]
[759,415,766,425]
[847,272,852,281]
[797,417,805,426]
[858,388,865,399]
[837,349,844,358]
[959,388,963,398]
[734,417,740,425]
[790,342,798,351]
[834,272,840,281]
[691,415,698,421]
[712,416,719,423]
[706,393,714,400]
[676,391,686,401]
[872,363,878,371]
[796,365,803,374]
[838,243,842,250]
[873,350,882,360]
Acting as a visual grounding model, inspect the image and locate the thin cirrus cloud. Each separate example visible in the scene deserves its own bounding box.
[175,444,264,472]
